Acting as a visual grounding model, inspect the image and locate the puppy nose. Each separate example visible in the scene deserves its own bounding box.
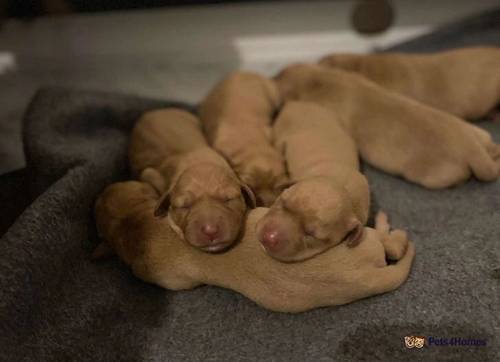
[201,223,219,241]
[260,229,282,250]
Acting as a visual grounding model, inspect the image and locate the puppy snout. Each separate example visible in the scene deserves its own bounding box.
[201,223,219,242]
[259,227,284,251]
[262,230,280,248]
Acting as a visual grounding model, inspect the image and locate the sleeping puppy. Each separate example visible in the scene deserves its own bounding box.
[128,108,256,253]
[275,64,500,189]
[93,181,415,313]
[319,47,500,120]
[256,101,370,262]
[198,71,287,206]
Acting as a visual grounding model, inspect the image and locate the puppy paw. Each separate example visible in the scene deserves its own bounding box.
[375,211,409,261]
[486,143,500,163]
[485,143,500,173]
[383,230,409,261]
[374,211,390,234]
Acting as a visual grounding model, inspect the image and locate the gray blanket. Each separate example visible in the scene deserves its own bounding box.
[1,9,499,361]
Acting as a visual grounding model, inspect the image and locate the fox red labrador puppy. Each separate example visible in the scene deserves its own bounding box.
[199,71,288,206]
[128,108,255,253]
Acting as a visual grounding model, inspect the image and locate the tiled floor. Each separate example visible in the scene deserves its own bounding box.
[1,0,500,173]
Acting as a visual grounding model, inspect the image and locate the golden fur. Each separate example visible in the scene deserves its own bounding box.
[319,47,500,120]
[94,181,415,313]
[256,101,370,262]
[275,64,500,189]
[128,108,255,252]
[198,71,288,206]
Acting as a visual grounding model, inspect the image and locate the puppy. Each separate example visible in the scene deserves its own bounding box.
[275,64,500,189]
[256,101,370,262]
[319,47,500,120]
[198,71,287,206]
[128,108,256,253]
[94,181,415,313]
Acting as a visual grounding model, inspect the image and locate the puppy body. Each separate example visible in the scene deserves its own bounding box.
[199,71,287,206]
[95,181,415,313]
[319,47,500,120]
[128,108,255,252]
[274,101,369,223]
[255,102,370,262]
[275,64,500,189]
[129,108,206,180]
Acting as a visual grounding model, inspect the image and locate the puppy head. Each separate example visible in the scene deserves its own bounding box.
[274,63,321,100]
[238,153,289,207]
[256,178,363,262]
[154,163,255,252]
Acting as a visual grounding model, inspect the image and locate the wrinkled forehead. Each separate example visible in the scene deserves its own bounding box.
[174,165,241,197]
[281,180,346,215]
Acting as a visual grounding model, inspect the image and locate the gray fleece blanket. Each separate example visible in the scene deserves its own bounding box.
[1,9,500,361]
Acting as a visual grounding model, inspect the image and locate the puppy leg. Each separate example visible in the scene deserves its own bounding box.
[344,241,416,303]
[355,124,471,189]
[375,211,409,261]
[364,241,416,295]
[404,160,470,189]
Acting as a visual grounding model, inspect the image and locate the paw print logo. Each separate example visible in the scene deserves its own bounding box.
[405,336,425,349]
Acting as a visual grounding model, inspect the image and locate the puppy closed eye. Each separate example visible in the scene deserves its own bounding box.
[224,195,239,202]
[303,225,316,237]
[172,198,193,209]
[222,191,241,203]
[304,223,330,240]
[224,197,244,208]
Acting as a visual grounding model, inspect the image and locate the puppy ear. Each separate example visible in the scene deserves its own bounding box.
[346,223,364,248]
[154,191,171,218]
[240,184,257,209]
